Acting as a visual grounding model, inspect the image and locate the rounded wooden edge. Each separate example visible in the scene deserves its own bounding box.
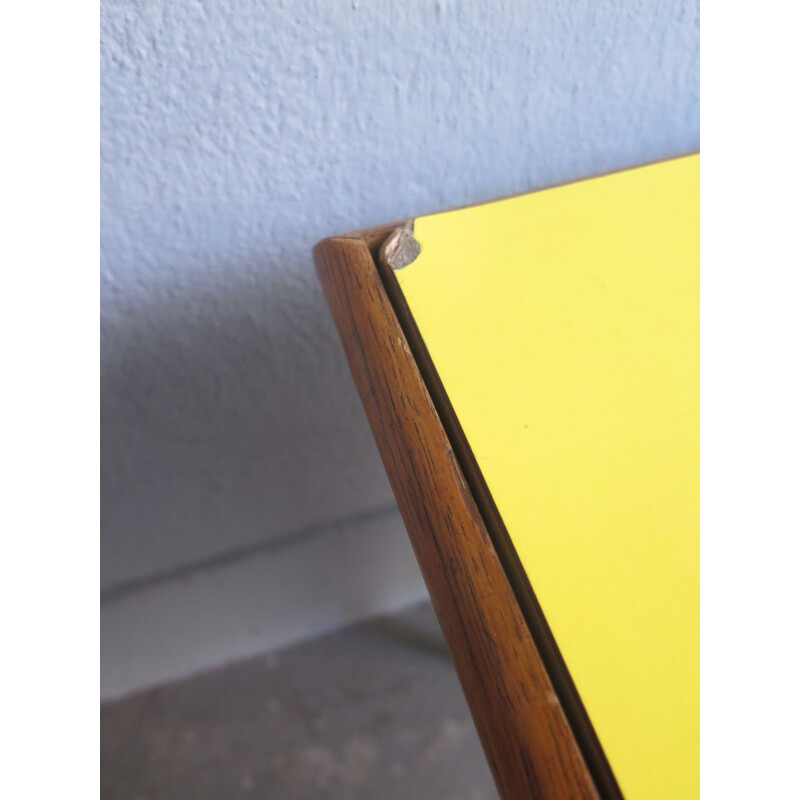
[313,235,601,800]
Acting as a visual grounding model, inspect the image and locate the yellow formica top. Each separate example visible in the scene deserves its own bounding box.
[394,154,699,800]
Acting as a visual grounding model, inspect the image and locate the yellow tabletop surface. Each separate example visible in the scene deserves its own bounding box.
[394,154,699,800]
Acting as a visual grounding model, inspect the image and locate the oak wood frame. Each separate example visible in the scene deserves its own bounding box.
[314,226,604,800]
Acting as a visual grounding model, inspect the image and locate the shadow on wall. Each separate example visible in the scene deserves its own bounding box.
[101,240,398,598]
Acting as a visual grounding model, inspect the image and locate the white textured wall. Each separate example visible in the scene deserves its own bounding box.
[101,0,699,695]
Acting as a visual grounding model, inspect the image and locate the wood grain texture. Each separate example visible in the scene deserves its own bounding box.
[314,235,600,800]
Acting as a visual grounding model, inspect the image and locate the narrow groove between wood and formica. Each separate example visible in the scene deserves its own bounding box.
[375,229,624,800]
[313,233,601,800]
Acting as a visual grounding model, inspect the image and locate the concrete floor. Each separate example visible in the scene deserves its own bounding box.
[101,601,498,799]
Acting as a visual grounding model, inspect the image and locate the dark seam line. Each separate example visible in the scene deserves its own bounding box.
[373,227,624,800]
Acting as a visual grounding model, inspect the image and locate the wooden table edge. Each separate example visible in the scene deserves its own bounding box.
[313,232,604,800]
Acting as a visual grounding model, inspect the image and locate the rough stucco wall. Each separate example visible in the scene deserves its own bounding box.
[101,0,699,593]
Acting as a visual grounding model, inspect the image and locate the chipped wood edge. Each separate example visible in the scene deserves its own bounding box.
[380,220,421,270]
